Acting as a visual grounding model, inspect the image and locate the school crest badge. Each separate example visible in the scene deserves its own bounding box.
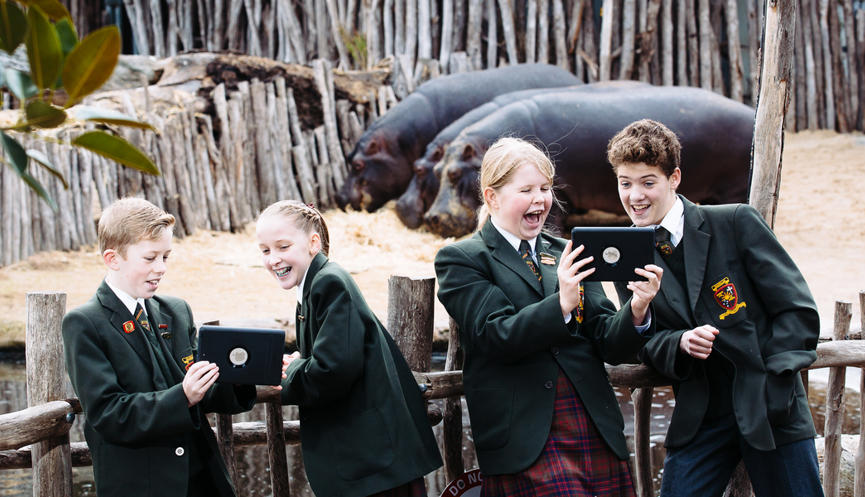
[711,277,747,320]
[182,354,194,371]
[122,320,135,333]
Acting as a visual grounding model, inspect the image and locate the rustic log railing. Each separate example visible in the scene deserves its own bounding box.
[1,287,864,497]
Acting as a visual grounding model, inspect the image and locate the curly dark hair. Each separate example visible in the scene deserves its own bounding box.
[606,119,681,177]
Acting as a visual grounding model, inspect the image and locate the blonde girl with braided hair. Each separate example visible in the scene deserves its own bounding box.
[255,200,442,497]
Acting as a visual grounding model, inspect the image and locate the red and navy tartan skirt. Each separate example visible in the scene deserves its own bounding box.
[480,372,636,497]
[367,477,427,497]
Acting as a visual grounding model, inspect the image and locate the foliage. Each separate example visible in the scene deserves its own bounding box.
[0,0,158,211]
[339,26,367,70]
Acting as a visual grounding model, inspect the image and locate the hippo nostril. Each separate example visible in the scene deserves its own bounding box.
[448,170,461,182]
[426,214,439,227]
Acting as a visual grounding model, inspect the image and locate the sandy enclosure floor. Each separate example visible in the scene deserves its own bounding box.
[0,130,863,347]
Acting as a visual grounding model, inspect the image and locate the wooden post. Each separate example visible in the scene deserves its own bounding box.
[443,317,465,483]
[26,292,72,497]
[386,276,435,371]
[824,301,853,497]
[265,401,291,497]
[856,290,865,497]
[748,0,797,227]
[632,387,654,497]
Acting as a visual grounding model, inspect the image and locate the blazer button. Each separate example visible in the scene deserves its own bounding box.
[551,346,559,356]
[544,380,554,389]
[175,447,185,457]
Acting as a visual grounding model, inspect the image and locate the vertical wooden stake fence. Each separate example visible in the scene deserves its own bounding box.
[824,301,854,497]
[25,292,72,497]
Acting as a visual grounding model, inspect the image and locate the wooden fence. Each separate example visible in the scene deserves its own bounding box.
[58,0,865,132]
[0,58,389,268]
[2,285,865,497]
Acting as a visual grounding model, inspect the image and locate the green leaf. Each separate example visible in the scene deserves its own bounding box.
[25,0,70,21]
[25,100,66,128]
[3,68,38,101]
[27,147,68,189]
[1,130,28,172]
[61,26,119,106]
[55,17,77,56]
[71,106,155,130]
[1,131,58,210]
[0,0,28,54]
[25,5,62,90]
[72,131,160,175]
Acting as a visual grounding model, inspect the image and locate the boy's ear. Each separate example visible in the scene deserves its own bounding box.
[103,249,121,270]
[670,167,682,191]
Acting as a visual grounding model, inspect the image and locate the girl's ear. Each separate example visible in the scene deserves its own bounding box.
[308,232,322,255]
[483,187,497,212]
[103,249,122,270]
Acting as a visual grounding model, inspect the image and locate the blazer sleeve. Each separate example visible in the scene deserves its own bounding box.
[581,282,654,365]
[62,310,197,445]
[615,282,692,379]
[280,271,364,407]
[734,205,819,374]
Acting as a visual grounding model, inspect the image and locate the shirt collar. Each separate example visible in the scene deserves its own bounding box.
[657,196,685,246]
[489,216,537,255]
[104,277,147,316]
[295,268,309,305]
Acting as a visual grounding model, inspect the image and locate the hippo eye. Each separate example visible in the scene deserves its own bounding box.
[431,148,442,161]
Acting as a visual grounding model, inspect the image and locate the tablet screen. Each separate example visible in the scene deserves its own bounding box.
[197,325,286,385]
[570,227,654,281]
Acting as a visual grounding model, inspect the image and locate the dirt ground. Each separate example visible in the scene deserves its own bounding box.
[0,130,863,347]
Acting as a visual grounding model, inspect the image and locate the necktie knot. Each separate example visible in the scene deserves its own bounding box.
[134,302,150,331]
[655,226,674,257]
[519,240,541,281]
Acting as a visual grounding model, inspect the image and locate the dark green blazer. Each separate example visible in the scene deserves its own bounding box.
[62,281,256,497]
[616,196,819,451]
[434,221,652,475]
[282,253,442,497]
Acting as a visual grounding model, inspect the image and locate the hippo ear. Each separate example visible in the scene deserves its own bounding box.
[365,139,380,155]
[431,146,443,162]
[461,144,475,161]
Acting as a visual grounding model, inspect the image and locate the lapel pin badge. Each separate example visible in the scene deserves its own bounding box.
[539,252,556,265]
[158,324,168,329]
[122,321,135,334]
[161,332,172,340]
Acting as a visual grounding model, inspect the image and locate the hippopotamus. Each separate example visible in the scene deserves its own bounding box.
[336,64,581,212]
[424,85,755,238]
[395,81,649,228]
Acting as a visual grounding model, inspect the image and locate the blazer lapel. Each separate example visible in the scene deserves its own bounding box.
[481,222,543,296]
[681,197,711,315]
[97,281,152,366]
[145,298,185,381]
[654,250,691,325]
[298,253,328,356]
[537,237,558,297]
